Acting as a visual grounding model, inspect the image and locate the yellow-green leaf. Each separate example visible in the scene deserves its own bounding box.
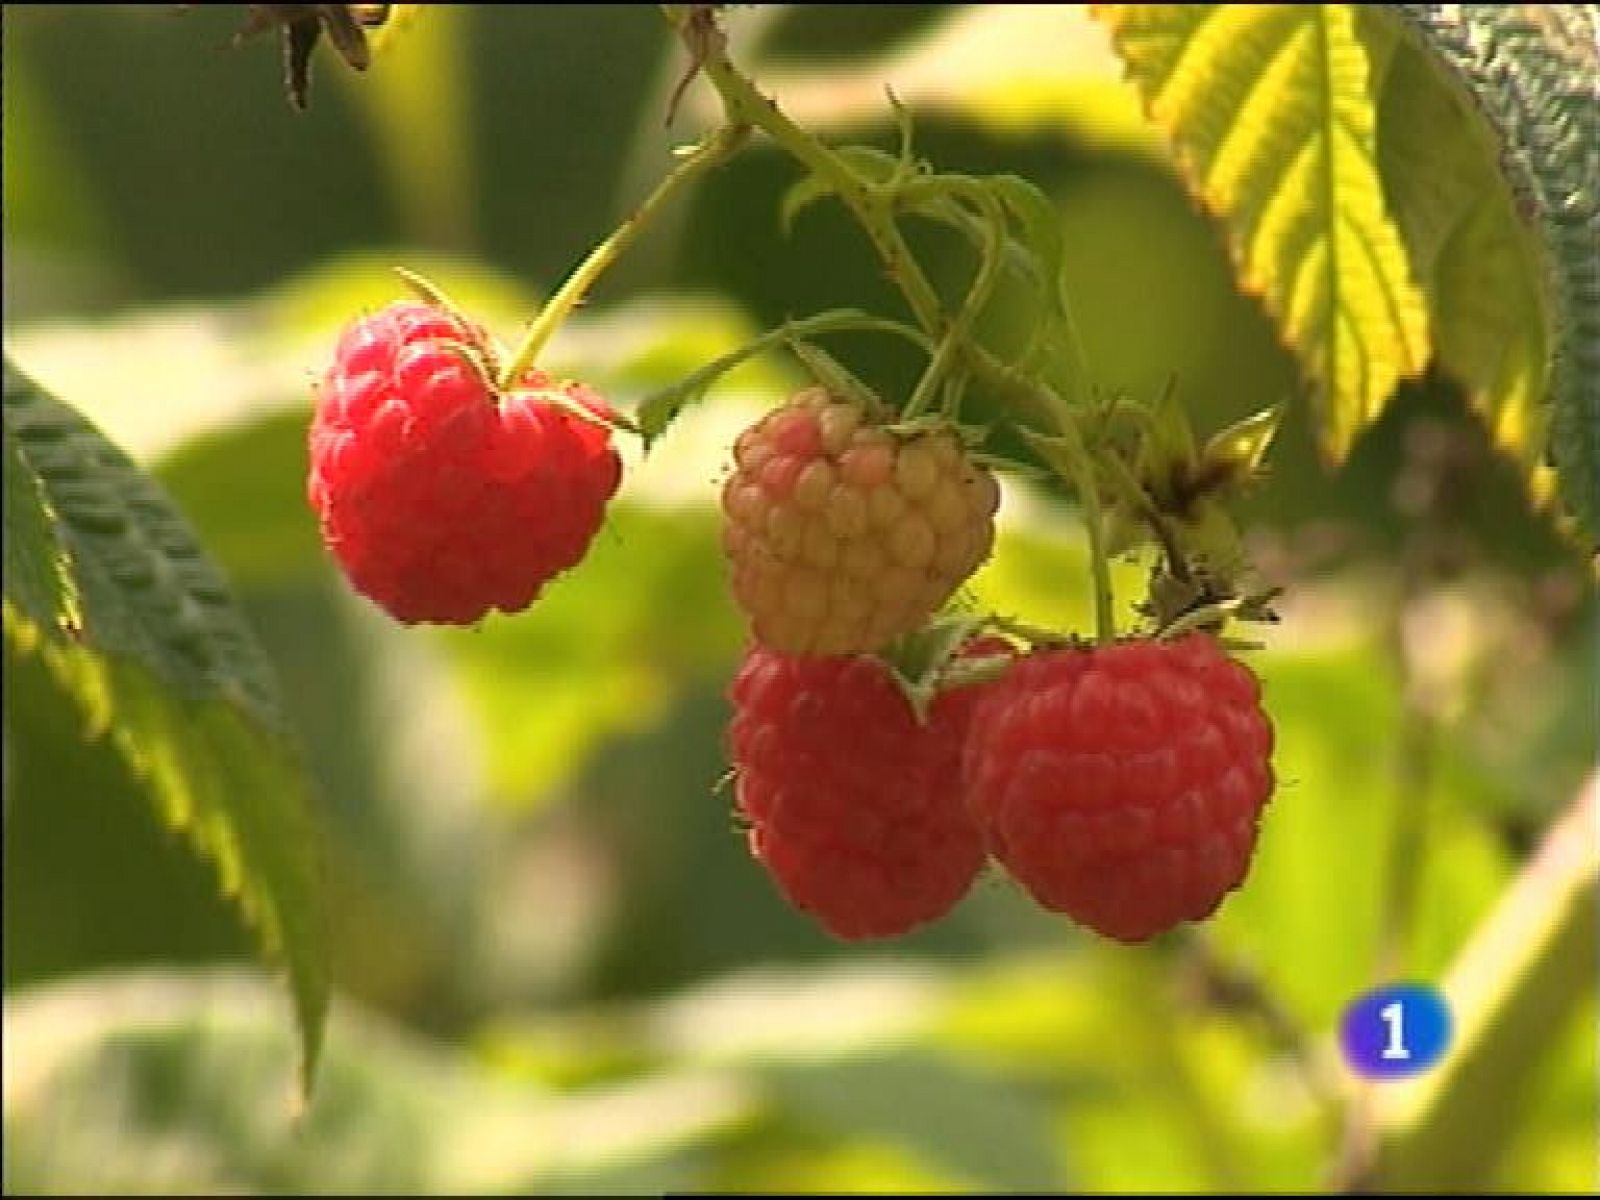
[1371,5,1599,539]
[1359,8,1556,512]
[1098,4,1431,460]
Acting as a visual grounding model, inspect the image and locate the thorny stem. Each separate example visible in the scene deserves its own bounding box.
[499,122,750,390]
[666,4,946,337]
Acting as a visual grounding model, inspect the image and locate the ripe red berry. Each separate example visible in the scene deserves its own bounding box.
[727,643,1002,940]
[308,301,622,624]
[721,388,1000,657]
[963,633,1274,942]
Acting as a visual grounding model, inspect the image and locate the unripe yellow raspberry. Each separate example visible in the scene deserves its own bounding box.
[721,389,1000,656]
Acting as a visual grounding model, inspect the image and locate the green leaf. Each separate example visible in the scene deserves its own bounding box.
[779,144,901,235]
[784,338,884,414]
[635,335,780,443]
[1375,4,1599,537]
[2,414,77,631]
[1202,403,1283,478]
[986,173,1069,313]
[636,310,930,443]
[762,1051,1062,1190]
[3,970,748,1194]
[5,647,258,986]
[1099,4,1431,460]
[896,179,1049,303]
[1,360,326,1096]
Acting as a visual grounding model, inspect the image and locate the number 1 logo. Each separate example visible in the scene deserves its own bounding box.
[1379,1000,1410,1061]
[1342,984,1451,1079]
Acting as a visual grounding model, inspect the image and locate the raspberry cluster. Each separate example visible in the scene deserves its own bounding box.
[309,304,1277,947]
[729,632,1274,943]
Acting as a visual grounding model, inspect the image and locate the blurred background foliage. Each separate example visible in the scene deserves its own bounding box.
[3,4,1594,1193]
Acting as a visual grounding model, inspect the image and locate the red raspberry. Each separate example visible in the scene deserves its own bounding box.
[308,301,622,624]
[963,633,1274,942]
[721,388,1000,657]
[727,642,1004,940]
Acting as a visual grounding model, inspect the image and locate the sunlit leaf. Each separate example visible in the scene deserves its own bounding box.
[2,361,326,1095]
[1489,991,1598,1191]
[934,949,1324,1191]
[1098,4,1431,460]
[363,2,426,59]
[1376,4,1599,536]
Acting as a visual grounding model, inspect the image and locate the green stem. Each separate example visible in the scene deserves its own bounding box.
[667,6,1122,638]
[1049,405,1116,645]
[970,348,1116,644]
[1377,699,1438,978]
[903,187,1007,421]
[498,122,749,390]
[672,7,945,336]
[989,613,1078,648]
[638,308,932,442]
[1046,255,1094,411]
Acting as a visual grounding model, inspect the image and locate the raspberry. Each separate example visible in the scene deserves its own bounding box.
[963,633,1274,942]
[721,388,1000,656]
[308,301,622,624]
[727,643,1002,940]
